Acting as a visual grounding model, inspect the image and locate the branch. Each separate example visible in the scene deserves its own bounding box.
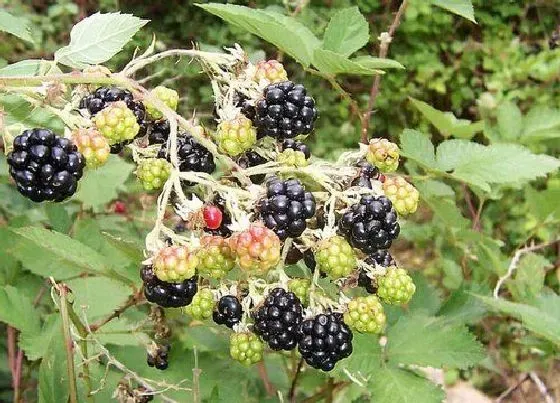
[362,0,409,143]
[89,289,145,332]
[57,284,79,403]
[288,358,304,402]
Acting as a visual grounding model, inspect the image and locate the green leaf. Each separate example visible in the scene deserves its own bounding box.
[0,95,64,133]
[20,314,61,360]
[54,12,148,69]
[415,180,455,198]
[352,56,404,70]
[423,197,470,229]
[369,367,445,403]
[430,0,476,23]
[507,253,549,303]
[437,285,488,325]
[313,50,403,76]
[323,7,369,57]
[476,294,560,346]
[0,59,61,77]
[410,98,483,139]
[399,129,436,169]
[387,315,485,369]
[74,155,134,211]
[0,10,34,43]
[0,286,41,334]
[525,186,560,223]
[521,107,560,141]
[336,333,382,376]
[496,101,522,140]
[45,204,72,233]
[38,334,69,403]
[197,4,320,67]
[441,259,463,290]
[408,273,442,315]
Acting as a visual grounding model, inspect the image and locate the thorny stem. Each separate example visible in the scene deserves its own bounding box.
[362,0,409,143]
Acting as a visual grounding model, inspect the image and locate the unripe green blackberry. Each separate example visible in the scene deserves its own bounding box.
[185,288,214,320]
[215,116,257,156]
[153,245,199,282]
[276,148,308,167]
[343,295,386,334]
[230,332,264,365]
[254,60,288,84]
[72,127,110,168]
[288,278,311,306]
[144,86,179,120]
[366,138,399,173]
[197,235,236,279]
[228,224,281,276]
[94,101,140,145]
[136,158,172,191]
[383,176,419,215]
[377,267,415,305]
[314,236,357,279]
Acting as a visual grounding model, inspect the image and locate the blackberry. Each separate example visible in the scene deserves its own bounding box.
[259,178,316,240]
[7,128,85,202]
[144,86,179,120]
[230,332,264,365]
[141,266,197,308]
[339,195,400,254]
[351,161,379,189]
[366,138,400,173]
[281,139,311,159]
[253,288,303,351]
[148,119,171,145]
[297,313,353,372]
[343,296,386,334]
[213,295,242,328]
[147,343,170,370]
[358,250,396,294]
[253,81,317,139]
[205,196,232,237]
[314,236,356,279]
[157,134,215,182]
[377,268,416,305]
[237,151,267,184]
[79,86,147,136]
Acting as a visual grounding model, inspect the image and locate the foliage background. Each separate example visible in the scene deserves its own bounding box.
[0,0,559,402]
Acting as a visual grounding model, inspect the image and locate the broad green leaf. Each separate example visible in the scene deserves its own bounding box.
[399,129,436,169]
[522,107,560,141]
[198,4,320,67]
[0,10,34,43]
[507,253,549,303]
[415,180,455,198]
[54,12,148,69]
[0,95,64,133]
[430,0,476,23]
[437,285,488,325]
[525,186,560,223]
[96,319,150,346]
[323,7,369,57]
[369,367,445,403]
[20,314,61,360]
[336,333,382,376]
[496,101,522,140]
[352,56,404,70]
[408,273,442,315]
[387,315,485,368]
[0,286,41,334]
[441,259,463,290]
[45,204,72,233]
[74,155,134,212]
[476,294,560,346]
[423,197,469,229]
[0,59,61,77]
[410,98,483,139]
[38,334,69,403]
[313,49,382,75]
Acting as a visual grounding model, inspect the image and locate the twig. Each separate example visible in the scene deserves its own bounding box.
[57,284,79,403]
[493,240,559,298]
[192,348,201,403]
[496,373,530,402]
[529,371,554,403]
[462,183,482,231]
[288,358,304,402]
[362,0,409,143]
[257,361,276,397]
[89,289,145,332]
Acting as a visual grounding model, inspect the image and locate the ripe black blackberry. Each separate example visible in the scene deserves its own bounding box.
[237,151,268,184]
[259,177,316,240]
[253,288,303,351]
[351,161,379,189]
[141,266,198,308]
[339,195,400,253]
[358,250,397,294]
[157,134,216,182]
[7,128,85,202]
[79,87,147,137]
[213,295,242,328]
[147,343,170,370]
[281,139,311,159]
[253,81,317,139]
[148,119,171,145]
[297,313,353,372]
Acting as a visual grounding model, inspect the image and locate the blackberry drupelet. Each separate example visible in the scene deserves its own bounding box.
[157,134,215,182]
[351,160,379,189]
[7,128,85,202]
[297,313,353,372]
[281,139,311,159]
[147,343,170,370]
[358,250,396,294]
[259,177,316,240]
[253,288,303,351]
[141,266,198,308]
[339,195,400,254]
[237,151,267,184]
[213,295,242,328]
[253,81,317,139]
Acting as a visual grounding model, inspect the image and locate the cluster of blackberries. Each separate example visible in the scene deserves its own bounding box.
[253,288,303,350]
[339,195,399,253]
[7,129,85,202]
[297,313,353,371]
[351,161,379,189]
[147,343,170,370]
[281,139,311,159]
[141,266,198,308]
[358,250,396,294]
[259,178,316,240]
[247,81,317,140]
[213,295,242,328]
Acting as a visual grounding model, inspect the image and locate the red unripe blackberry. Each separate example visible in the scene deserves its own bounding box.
[113,200,127,214]
[203,205,223,230]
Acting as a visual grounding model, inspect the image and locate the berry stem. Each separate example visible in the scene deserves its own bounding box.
[288,357,304,402]
[57,284,80,403]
